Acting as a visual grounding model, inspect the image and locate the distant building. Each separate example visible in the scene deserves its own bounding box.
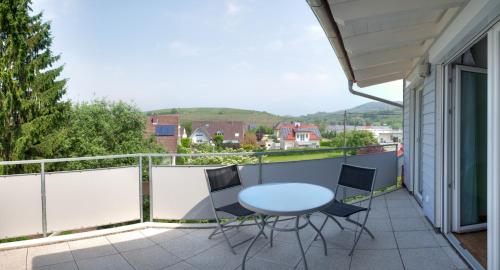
[145,114,186,153]
[274,122,321,150]
[190,121,246,144]
[326,124,402,144]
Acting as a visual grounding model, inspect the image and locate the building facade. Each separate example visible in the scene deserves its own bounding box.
[310,0,500,269]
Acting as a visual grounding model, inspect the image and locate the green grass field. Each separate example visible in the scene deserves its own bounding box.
[263,151,344,163]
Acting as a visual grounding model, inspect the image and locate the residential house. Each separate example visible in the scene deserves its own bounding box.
[190,121,246,144]
[145,114,185,153]
[327,125,402,144]
[274,122,321,150]
[310,0,500,268]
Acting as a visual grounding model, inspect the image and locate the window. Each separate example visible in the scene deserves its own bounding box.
[216,130,223,136]
[235,133,239,137]
[196,133,204,143]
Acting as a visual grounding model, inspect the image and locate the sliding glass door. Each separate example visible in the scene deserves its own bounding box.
[453,65,488,232]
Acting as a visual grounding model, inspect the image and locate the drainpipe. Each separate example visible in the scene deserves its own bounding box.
[307,0,403,109]
[348,80,403,108]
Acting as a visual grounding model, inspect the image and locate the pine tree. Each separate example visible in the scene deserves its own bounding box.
[0,0,69,171]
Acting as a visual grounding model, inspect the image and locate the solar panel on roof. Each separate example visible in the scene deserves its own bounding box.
[155,125,176,136]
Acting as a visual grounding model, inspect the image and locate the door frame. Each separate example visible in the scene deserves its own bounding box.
[413,87,424,204]
[451,65,488,233]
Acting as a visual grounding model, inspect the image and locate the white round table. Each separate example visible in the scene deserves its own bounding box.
[238,183,334,270]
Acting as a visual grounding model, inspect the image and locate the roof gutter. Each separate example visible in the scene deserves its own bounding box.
[307,0,403,109]
[348,80,403,108]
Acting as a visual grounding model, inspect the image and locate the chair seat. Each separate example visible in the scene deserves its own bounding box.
[216,202,255,217]
[321,200,367,217]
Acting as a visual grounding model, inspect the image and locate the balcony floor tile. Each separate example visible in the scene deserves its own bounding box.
[1,189,471,270]
[75,254,134,270]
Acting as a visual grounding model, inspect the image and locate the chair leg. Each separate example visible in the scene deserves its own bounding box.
[219,223,236,255]
[345,215,374,239]
[329,216,344,230]
[236,218,245,230]
[208,226,220,239]
[313,214,329,241]
[348,212,372,256]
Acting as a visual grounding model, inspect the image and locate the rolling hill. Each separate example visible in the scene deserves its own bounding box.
[145,107,286,127]
[145,101,403,129]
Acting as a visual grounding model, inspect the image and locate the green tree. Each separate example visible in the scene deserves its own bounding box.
[331,130,378,152]
[0,0,69,171]
[213,134,224,148]
[180,137,191,148]
[50,100,163,170]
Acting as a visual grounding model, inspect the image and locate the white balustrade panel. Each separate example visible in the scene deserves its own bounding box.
[45,167,140,232]
[0,174,43,239]
[152,166,217,220]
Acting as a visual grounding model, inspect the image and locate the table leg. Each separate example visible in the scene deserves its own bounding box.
[270,216,279,247]
[241,214,266,270]
[295,216,308,270]
[306,214,327,256]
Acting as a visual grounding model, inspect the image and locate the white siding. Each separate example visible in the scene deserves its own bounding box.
[421,65,437,224]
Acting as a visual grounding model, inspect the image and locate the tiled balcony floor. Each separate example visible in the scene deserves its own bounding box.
[0,189,470,270]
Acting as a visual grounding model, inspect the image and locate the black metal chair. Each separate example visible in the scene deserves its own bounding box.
[204,165,267,254]
[314,163,377,256]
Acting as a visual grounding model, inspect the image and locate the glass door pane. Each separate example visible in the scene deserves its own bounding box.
[458,66,487,229]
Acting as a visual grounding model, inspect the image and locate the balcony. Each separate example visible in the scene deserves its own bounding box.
[0,147,468,269]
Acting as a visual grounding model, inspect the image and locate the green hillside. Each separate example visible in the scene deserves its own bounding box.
[145,107,286,127]
[145,101,403,130]
[298,101,403,129]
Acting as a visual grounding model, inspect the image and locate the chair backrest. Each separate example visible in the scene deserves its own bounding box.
[337,164,377,192]
[205,165,242,193]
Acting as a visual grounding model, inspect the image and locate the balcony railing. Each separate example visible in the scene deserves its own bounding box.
[0,144,400,241]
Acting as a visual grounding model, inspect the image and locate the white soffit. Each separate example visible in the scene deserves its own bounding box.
[325,0,467,87]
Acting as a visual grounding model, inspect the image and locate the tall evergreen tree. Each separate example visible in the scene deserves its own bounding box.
[0,0,69,169]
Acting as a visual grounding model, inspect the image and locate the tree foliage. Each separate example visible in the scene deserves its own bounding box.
[212,134,224,148]
[176,143,258,165]
[321,130,377,149]
[0,0,69,172]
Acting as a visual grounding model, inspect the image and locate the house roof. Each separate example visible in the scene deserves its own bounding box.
[276,122,321,141]
[191,121,246,142]
[307,0,467,87]
[145,114,179,153]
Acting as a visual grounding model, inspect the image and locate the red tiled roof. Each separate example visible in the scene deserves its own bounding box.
[275,122,321,141]
[145,114,179,153]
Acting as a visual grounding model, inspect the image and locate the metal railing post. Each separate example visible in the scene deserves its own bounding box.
[138,156,143,222]
[258,155,263,184]
[148,156,153,222]
[40,162,47,237]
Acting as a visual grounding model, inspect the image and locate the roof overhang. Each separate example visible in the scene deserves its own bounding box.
[308,0,468,88]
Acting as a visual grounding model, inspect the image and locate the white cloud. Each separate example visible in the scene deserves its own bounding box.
[168,41,200,56]
[226,1,241,15]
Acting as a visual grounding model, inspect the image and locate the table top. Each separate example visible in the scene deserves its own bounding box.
[238,182,334,216]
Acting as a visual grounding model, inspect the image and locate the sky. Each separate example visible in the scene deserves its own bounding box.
[31,0,402,116]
